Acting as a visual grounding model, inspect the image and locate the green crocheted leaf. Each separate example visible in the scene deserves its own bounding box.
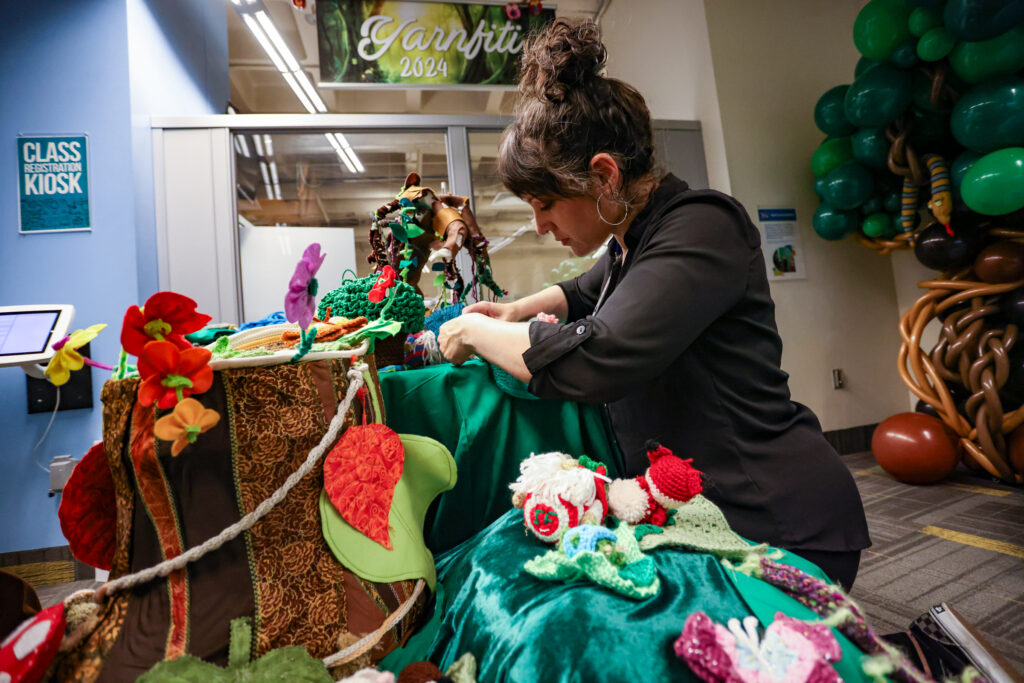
[637,494,766,559]
[138,647,332,682]
[633,524,664,541]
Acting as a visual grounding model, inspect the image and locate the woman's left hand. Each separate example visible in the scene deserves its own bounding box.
[438,312,484,365]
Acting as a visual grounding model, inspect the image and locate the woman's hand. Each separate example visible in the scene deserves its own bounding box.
[463,301,521,322]
[438,312,485,365]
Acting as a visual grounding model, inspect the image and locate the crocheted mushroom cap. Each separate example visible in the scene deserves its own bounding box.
[318,275,425,336]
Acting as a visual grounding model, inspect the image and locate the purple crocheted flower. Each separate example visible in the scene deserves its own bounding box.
[284,243,326,329]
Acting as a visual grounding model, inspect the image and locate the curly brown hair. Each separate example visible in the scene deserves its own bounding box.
[498,18,657,204]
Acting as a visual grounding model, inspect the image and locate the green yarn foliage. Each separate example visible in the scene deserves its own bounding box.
[318,274,425,335]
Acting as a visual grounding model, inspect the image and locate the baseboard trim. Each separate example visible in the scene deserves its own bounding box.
[824,423,878,455]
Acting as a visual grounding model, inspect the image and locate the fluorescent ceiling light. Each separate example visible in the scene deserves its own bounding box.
[264,135,274,157]
[253,134,264,157]
[256,11,301,73]
[236,135,250,158]
[325,133,356,174]
[333,133,365,173]
[282,71,315,114]
[269,161,279,187]
[230,0,241,5]
[241,10,328,114]
[259,160,272,200]
[294,71,327,113]
[242,14,288,73]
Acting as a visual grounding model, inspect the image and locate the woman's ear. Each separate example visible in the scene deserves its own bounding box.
[589,153,622,194]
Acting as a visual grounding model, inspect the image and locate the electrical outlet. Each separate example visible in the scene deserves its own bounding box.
[49,455,76,496]
[832,368,845,390]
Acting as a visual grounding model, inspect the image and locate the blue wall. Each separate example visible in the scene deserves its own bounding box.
[0,0,227,554]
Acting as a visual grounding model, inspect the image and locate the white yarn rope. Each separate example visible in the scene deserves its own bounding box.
[96,363,369,601]
[323,579,426,668]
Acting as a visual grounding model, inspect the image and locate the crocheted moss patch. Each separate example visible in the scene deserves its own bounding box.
[318,275,425,336]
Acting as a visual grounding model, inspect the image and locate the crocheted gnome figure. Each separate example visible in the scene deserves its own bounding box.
[509,452,609,542]
[608,441,702,526]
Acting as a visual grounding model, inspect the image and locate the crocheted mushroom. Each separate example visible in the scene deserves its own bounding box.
[608,441,703,526]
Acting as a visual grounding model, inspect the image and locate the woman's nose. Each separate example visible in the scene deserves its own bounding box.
[533,210,549,235]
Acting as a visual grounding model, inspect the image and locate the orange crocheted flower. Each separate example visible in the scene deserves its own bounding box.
[138,341,214,409]
[121,291,212,356]
[154,398,221,456]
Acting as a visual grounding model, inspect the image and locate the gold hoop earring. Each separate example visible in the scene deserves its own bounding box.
[596,191,628,226]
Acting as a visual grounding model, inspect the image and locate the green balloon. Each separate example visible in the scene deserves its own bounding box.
[854,0,913,60]
[949,25,1024,84]
[814,178,828,196]
[862,196,885,215]
[961,147,1024,215]
[892,42,919,68]
[814,204,858,240]
[814,85,856,136]
[911,70,943,111]
[951,77,1024,153]
[852,127,890,167]
[855,57,879,78]
[844,63,913,127]
[908,7,942,36]
[811,137,854,178]
[823,161,876,210]
[917,26,957,61]
[951,150,981,187]
[862,212,896,238]
[884,189,901,213]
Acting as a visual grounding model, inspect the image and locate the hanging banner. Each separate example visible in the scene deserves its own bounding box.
[757,208,806,281]
[18,135,90,233]
[316,1,555,88]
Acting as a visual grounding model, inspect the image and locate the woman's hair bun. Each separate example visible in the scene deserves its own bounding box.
[519,18,607,102]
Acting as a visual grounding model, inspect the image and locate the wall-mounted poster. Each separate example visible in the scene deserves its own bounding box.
[317,1,555,88]
[757,208,806,281]
[18,135,90,233]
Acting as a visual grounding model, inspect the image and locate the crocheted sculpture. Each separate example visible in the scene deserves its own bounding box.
[0,604,66,683]
[509,452,609,542]
[636,494,768,560]
[675,612,842,683]
[58,442,116,571]
[318,276,425,336]
[608,441,703,526]
[523,521,659,600]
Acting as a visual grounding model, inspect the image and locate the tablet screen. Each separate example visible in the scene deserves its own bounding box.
[0,311,60,356]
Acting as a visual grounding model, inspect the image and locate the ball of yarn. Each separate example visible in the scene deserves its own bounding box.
[319,275,425,335]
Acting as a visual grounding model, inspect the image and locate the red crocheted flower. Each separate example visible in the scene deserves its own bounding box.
[323,424,405,549]
[368,266,397,303]
[121,291,212,356]
[137,341,214,409]
[57,442,116,571]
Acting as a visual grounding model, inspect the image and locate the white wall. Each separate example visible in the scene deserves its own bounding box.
[703,0,910,430]
[599,0,731,194]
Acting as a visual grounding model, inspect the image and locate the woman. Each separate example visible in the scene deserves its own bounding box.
[438,18,869,589]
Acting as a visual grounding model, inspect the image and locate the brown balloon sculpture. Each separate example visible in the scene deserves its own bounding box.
[898,247,1024,484]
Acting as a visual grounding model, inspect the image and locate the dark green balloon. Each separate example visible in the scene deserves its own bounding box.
[855,57,879,78]
[823,161,876,210]
[811,137,854,178]
[951,150,981,187]
[862,196,885,215]
[884,189,901,213]
[949,25,1024,84]
[854,0,913,60]
[908,7,942,36]
[814,178,828,196]
[916,26,956,61]
[814,85,856,136]
[961,147,1024,215]
[852,127,891,167]
[845,63,913,127]
[862,212,896,238]
[911,70,944,111]
[892,41,919,68]
[814,204,858,240]
[943,0,1024,41]
[894,211,910,232]
[951,78,1024,153]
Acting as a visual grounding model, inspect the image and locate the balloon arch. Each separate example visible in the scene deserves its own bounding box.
[809,0,1024,484]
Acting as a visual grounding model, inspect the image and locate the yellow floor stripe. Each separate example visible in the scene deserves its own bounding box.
[855,466,1010,497]
[920,526,1024,559]
[3,560,76,586]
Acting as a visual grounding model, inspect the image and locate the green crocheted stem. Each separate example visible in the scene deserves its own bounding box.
[114,348,129,380]
[185,424,202,444]
[577,454,605,473]
[143,318,171,341]
[289,326,318,364]
[161,374,193,389]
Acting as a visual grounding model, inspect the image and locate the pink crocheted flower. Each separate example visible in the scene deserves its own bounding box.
[675,611,842,683]
[285,243,326,329]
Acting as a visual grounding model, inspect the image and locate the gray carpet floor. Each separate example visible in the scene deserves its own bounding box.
[845,451,1024,676]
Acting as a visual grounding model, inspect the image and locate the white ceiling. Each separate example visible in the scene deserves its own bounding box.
[227,0,607,115]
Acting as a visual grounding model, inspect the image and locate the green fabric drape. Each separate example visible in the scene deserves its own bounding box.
[380,360,624,554]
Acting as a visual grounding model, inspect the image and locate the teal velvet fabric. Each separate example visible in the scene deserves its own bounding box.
[380,360,624,554]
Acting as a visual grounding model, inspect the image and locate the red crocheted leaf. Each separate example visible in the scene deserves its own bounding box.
[323,424,405,549]
[58,443,116,571]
